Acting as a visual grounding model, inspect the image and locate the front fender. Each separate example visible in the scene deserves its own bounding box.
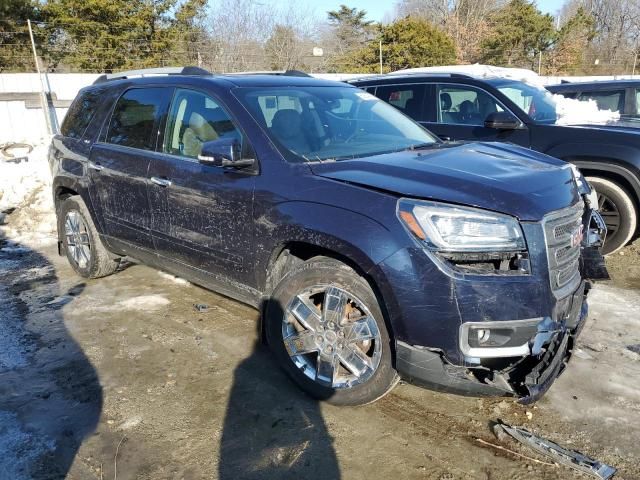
[254,200,409,291]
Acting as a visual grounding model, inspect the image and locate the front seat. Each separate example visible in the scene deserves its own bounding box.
[270,109,311,155]
[440,93,456,123]
[183,112,219,157]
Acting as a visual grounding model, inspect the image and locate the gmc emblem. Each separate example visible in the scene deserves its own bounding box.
[571,225,584,248]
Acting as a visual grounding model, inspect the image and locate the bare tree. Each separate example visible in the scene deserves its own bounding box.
[394,0,505,63]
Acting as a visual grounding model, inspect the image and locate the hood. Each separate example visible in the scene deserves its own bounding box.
[309,142,580,221]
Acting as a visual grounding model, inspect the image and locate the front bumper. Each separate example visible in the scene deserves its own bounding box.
[396,280,588,403]
[373,203,607,402]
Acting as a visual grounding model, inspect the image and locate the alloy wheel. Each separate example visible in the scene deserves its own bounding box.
[282,285,382,389]
[64,210,91,269]
[597,192,620,239]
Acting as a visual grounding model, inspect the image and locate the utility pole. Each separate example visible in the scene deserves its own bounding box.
[379,40,383,74]
[538,51,542,75]
[27,19,53,135]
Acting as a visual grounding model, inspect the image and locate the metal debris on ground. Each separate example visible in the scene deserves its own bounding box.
[627,344,640,355]
[194,303,209,312]
[0,142,32,163]
[494,422,616,479]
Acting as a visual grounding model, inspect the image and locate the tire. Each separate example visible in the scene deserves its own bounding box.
[586,176,637,255]
[57,195,120,278]
[265,257,399,406]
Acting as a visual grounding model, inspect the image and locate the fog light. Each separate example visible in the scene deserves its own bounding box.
[477,329,490,344]
[461,318,544,358]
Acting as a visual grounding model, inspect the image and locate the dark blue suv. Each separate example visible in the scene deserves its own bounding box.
[50,67,607,406]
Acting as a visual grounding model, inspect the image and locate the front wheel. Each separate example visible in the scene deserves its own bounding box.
[586,177,637,255]
[265,257,399,406]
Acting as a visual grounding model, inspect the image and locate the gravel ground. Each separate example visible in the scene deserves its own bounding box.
[1,209,640,480]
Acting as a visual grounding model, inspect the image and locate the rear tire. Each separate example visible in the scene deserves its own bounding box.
[265,257,399,406]
[586,176,637,255]
[58,196,120,278]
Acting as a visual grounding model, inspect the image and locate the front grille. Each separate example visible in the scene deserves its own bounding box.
[542,202,584,298]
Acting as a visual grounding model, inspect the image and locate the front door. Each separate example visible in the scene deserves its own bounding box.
[147,87,257,289]
[88,87,172,252]
[422,84,530,147]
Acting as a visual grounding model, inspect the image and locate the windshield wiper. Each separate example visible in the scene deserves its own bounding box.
[406,142,439,151]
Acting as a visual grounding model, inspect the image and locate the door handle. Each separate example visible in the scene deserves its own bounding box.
[438,135,452,141]
[150,176,172,187]
[88,161,104,171]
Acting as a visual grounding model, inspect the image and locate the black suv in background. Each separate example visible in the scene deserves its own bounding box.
[351,73,640,254]
[51,67,607,406]
[547,79,640,119]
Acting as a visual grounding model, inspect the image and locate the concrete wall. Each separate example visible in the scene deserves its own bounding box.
[2,72,640,145]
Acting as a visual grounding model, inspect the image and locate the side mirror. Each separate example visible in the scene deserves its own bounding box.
[484,111,523,130]
[198,138,255,168]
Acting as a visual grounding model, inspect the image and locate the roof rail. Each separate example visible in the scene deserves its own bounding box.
[93,66,211,85]
[225,69,311,77]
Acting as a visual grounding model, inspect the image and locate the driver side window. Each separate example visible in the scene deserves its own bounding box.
[437,85,503,126]
[164,89,241,159]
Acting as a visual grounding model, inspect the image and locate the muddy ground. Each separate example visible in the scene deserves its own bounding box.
[1,216,640,480]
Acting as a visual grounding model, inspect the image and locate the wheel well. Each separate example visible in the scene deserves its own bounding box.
[265,242,370,294]
[265,242,396,354]
[54,186,78,210]
[578,168,640,239]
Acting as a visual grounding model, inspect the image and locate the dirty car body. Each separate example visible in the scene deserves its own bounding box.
[50,68,608,405]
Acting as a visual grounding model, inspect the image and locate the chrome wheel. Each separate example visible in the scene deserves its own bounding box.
[598,192,620,237]
[64,210,91,269]
[282,285,382,389]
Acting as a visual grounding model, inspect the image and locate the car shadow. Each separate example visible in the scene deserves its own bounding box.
[218,300,341,480]
[0,231,102,479]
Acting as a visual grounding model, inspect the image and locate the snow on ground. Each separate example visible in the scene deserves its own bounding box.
[0,139,56,246]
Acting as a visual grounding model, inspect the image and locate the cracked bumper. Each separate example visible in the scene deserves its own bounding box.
[396,281,589,402]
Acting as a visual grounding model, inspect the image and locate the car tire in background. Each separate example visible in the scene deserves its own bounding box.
[587,176,637,255]
[265,257,399,406]
[58,195,120,278]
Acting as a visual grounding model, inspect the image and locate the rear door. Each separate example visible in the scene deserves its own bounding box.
[88,87,172,251]
[147,87,257,288]
[424,83,530,146]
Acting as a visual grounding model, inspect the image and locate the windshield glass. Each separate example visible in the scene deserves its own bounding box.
[493,80,558,124]
[234,86,437,162]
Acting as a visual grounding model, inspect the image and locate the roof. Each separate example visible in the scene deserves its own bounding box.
[91,66,347,89]
[547,79,640,90]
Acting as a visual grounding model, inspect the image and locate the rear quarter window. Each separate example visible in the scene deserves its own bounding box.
[106,88,169,150]
[61,88,106,139]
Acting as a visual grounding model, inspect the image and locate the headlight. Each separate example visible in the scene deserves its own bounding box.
[398,199,526,252]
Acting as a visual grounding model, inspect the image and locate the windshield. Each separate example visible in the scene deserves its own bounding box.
[493,80,558,124]
[234,86,437,162]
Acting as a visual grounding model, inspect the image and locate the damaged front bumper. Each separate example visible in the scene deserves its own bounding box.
[392,206,608,403]
[396,280,588,403]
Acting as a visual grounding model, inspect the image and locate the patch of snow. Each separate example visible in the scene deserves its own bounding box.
[392,63,545,86]
[117,294,171,311]
[552,94,620,125]
[158,271,190,286]
[0,139,56,245]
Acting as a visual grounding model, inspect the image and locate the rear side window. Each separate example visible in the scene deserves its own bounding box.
[578,90,625,112]
[61,88,105,139]
[106,88,167,150]
[374,84,427,121]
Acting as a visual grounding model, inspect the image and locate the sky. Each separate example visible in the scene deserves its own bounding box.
[272,0,565,23]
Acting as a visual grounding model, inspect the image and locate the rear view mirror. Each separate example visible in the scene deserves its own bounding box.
[484,111,523,130]
[198,138,254,168]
